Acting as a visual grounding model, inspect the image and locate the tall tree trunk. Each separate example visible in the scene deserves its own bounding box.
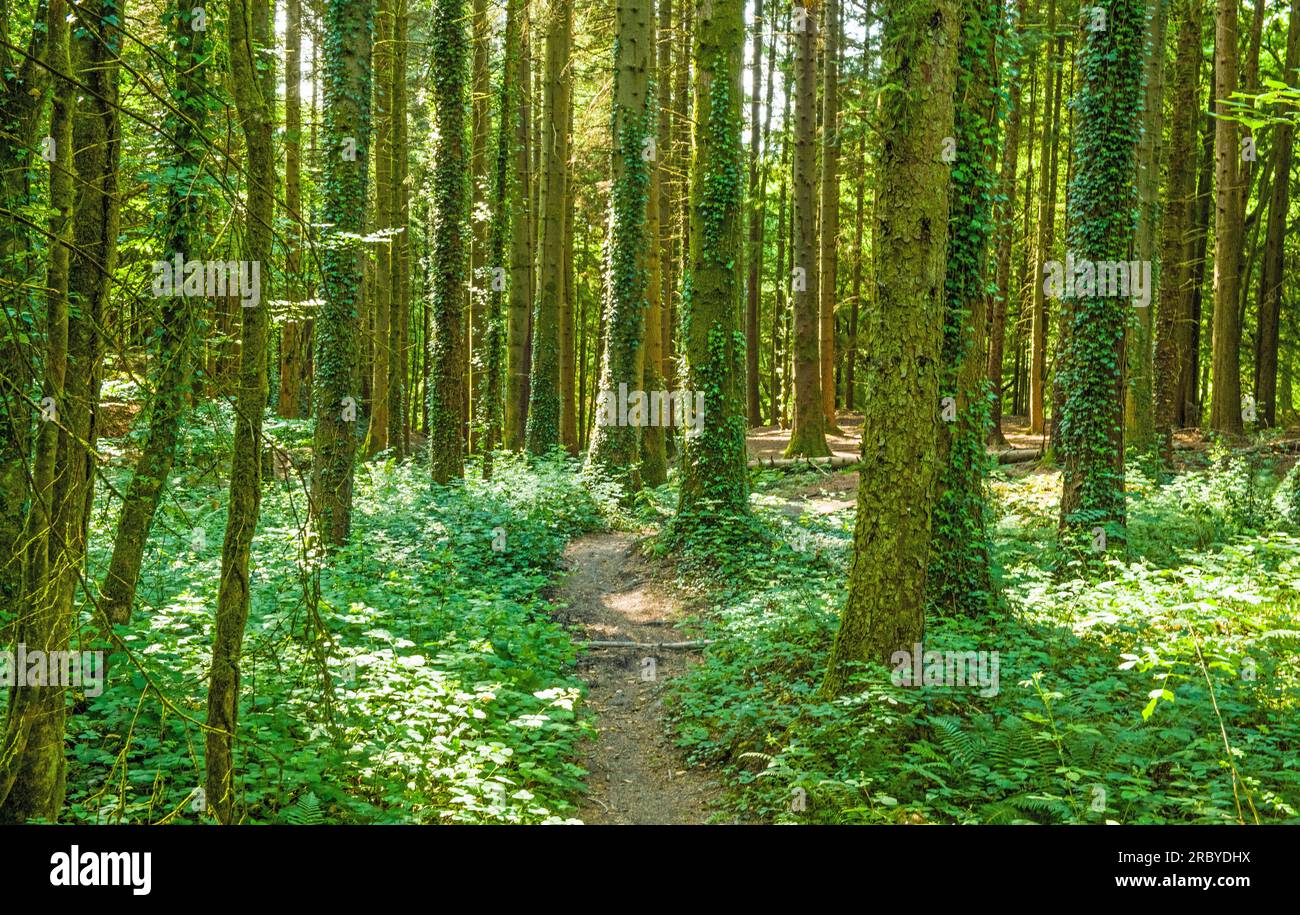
[588,0,652,491]
[785,2,831,457]
[673,0,750,530]
[468,0,491,452]
[311,0,373,544]
[526,0,572,454]
[367,0,394,455]
[1254,0,1299,428]
[428,0,469,481]
[744,0,765,425]
[928,0,997,616]
[818,0,841,432]
[1127,0,1167,447]
[988,0,1027,447]
[279,0,310,419]
[388,0,410,456]
[504,0,533,449]
[822,0,957,695]
[1208,0,1246,435]
[206,0,274,824]
[1155,0,1204,459]
[1029,0,1060,435]
[99,0,206,620]
[642,0,669,486]
[1059,0,1147,540]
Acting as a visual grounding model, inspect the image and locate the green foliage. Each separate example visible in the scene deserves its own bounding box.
[666,466,1300,824]
[52,433,603,824]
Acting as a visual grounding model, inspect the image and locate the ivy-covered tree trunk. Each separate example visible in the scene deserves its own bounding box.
[1154,0,1203,461]
[928,0,997,616]
[818,0,841,433]
[206,0,274,824]
[527,0,572,454]
[1058,0,1146,542]
[821,0,956,696]
[587,0,652,490]
[642,2,669,488]
[311,0,372,544]
[468,0,491,452]
[99,0,207,622]
[480,18,511,476]
[1208,0,1245,436]
[428,0,468,482]
[673,0,750,532]
[784,1,830,458]
[504,0,533,450]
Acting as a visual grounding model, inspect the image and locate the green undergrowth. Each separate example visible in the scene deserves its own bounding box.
[58,414,604,824]
[665,459,1300,824]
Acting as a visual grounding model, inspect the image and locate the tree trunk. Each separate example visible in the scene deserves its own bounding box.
[526,0,572,454]
[785,2,831,457]
[821,0,957,695]
[311,0,372,543]
[1208,0,1246,435]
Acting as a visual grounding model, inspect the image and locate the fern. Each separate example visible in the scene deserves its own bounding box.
[283,791,325,825]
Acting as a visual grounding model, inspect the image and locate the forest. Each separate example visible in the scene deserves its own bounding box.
[0,0,1298,832]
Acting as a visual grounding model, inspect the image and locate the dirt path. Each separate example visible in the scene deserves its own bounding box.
[553,531,722,825]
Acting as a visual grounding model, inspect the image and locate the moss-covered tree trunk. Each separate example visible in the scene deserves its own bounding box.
[526,0,571,454]
[504,0,533,450]
[927,0,997,616]
[0,0,58,627]
[784,1,830,457]
[206,0,274,824]
[672,0,750,532]
[99,0,207,621]
[312,0,372,544]
[587,0,653,489]
[0,0,118,822]
[428,0,469,481]
[821,0,957,696]
[1058,0,1146,542]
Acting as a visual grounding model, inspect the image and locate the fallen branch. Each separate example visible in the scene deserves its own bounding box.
[995,448,1041,464]
[746,456,858,470]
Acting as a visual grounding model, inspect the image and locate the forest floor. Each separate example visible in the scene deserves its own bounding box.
[554,531,725,824]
